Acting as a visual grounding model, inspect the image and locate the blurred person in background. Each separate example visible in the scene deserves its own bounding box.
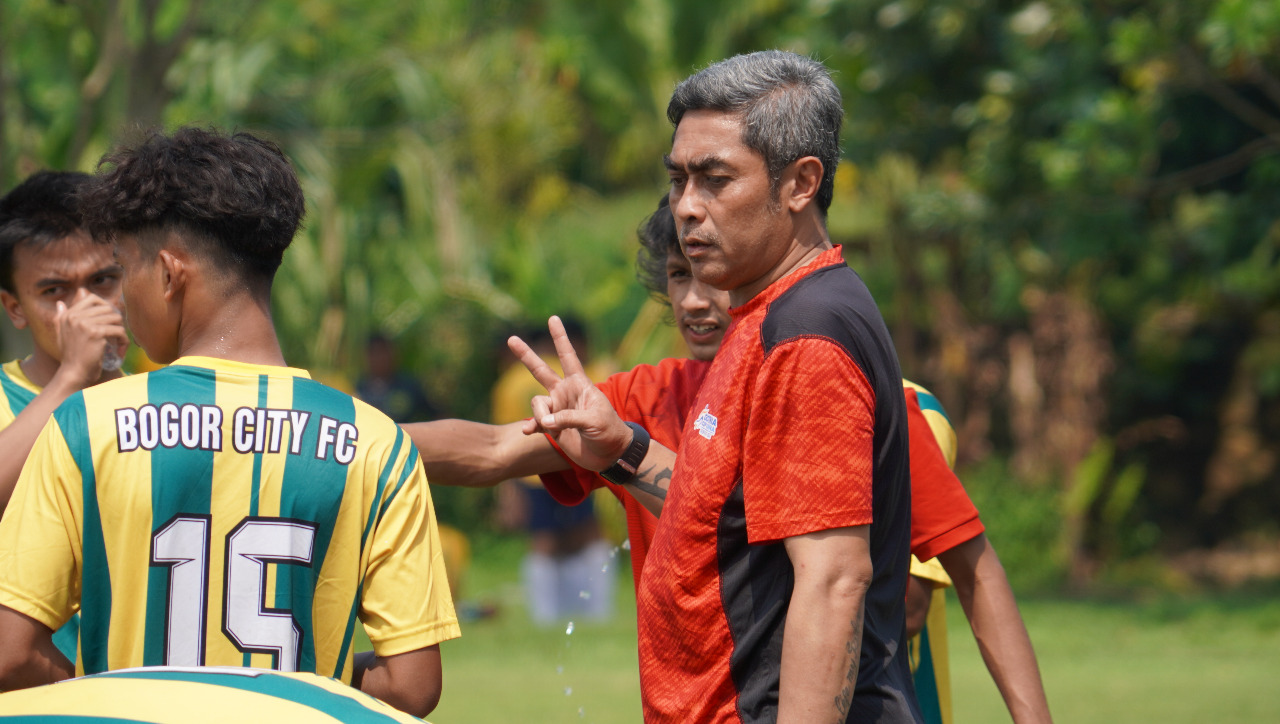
[356,332,441,423]
[489,318,615,625]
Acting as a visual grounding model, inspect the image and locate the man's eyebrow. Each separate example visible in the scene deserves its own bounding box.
[34,263,122,287]
[664,154,733,174]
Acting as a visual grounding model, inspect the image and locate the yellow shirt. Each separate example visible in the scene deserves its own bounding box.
[0,356,459,680]
[0,358,41,430]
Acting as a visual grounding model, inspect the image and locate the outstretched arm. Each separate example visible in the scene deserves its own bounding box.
[402,419,568,487]
[509,316,677,516]
[937,533,1053,724]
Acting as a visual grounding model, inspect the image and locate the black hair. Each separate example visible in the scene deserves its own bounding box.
[667,50,843,216]
[635,194,679,302]
[0,171,92,293]
[79,127,306,294]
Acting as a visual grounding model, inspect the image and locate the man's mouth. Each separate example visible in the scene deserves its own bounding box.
[684,322,719,336]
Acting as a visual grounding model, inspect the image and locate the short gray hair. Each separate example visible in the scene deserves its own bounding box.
[667,50,843,215]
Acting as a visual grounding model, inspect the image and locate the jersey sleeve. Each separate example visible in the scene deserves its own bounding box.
[360,446,460,656]
[0,415,83,630]
[905,389,984,561]
[742,339,875,543]
[538,452,599,506]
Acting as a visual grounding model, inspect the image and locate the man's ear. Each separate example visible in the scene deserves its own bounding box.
[157,248,187,302]
[783,156,824,213]
[0,290,27,330]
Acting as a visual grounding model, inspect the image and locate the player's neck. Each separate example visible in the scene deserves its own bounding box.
[728,223,832,308]
[176,293,287,367]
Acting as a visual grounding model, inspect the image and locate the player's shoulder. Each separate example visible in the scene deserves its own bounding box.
[0,358,40,395]
[297,376,399,428]
[902,379,951,423]
[762,262,883,355]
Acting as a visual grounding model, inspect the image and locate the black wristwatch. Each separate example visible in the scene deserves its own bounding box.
[600,421,651,485]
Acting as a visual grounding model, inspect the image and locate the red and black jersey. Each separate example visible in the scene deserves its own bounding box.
[637,246,920,723]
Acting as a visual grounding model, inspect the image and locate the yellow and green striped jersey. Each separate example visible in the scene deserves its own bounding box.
[0,357,83,662]
[0,358,40,429]
[0,356,459,682]
[0,666,429,723]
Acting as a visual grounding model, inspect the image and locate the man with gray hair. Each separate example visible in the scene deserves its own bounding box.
[511,50,920,722]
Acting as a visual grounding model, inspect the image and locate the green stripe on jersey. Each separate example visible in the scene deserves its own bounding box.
[376,437,416,525]
[333,425,404,678]
[913,625,944,724]
[53,393,110,673]
[248,375,269,518]
[92,669,410,723]
[276,377,357,673]
[143,366,218,666]
[912,388,951,423]
[0,366,35,417]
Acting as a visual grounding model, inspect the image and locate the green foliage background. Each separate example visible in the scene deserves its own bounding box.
[4,0,1279,587]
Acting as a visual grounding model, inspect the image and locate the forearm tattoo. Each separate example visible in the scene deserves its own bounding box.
[833,605,865,719]
[627,463,671,501]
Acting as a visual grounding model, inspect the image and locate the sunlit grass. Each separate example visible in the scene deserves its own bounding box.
[364,535,1280,723]
[948,587,1280,722]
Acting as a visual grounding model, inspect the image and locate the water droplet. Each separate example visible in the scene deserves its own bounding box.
[563,686,573,696]
[621,538,632,550]
[578,707,586,718]
[579,590,592,600]
[556,666,564,675]
[600,563,610,573]
[565,621,575,635]
[609,547,618,559]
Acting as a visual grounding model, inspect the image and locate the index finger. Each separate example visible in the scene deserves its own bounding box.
[547,315,586,379]
[507,333,564,392]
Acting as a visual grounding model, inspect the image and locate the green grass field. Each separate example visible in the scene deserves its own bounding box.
[394,537,1280,723]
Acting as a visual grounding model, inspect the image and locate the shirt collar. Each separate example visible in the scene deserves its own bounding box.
[729,245,846,319]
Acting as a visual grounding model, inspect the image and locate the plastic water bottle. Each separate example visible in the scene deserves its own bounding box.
[101,345,123,372]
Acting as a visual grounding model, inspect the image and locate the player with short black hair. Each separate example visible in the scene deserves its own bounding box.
[0,128,458,717]
[0,170,128,513]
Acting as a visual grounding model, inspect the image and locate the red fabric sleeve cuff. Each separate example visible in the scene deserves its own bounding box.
[537,433,596,506]
[911,517,986,562]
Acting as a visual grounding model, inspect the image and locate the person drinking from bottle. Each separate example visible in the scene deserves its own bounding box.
[0,170,128,514]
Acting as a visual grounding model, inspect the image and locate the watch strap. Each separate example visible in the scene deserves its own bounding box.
[600,421,651,484]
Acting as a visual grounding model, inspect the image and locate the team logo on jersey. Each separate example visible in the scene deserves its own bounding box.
[694,405,718,440]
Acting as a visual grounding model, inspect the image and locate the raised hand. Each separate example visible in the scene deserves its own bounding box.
[507,315,633,472]
[54,292,128,388]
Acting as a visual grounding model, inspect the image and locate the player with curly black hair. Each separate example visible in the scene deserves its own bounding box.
[0,128,459,718]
